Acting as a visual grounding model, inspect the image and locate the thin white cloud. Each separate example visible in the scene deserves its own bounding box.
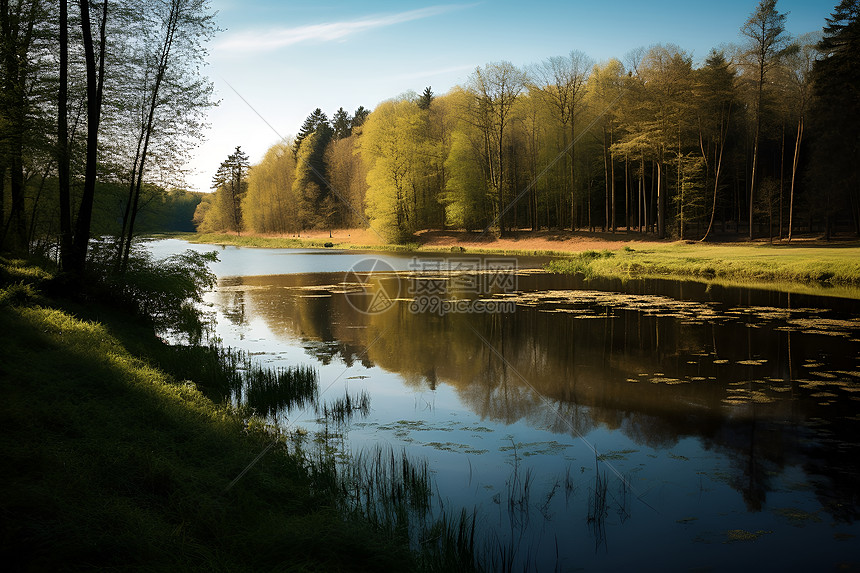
[218,4,473,53]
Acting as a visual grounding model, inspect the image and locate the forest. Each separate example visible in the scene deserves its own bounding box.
[1,1,859,269]
[198,0,859,244]
[0,0,214,271]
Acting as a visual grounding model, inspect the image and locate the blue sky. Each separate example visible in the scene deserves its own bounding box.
[187,0,836,192]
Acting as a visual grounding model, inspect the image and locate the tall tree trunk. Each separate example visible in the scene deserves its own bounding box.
[121,0,182,272]
[749,74,763,241]
[602,126,609,232]
[569,123,576,231]
[640,153,645,233]
[0,0,38,253]
[624,155,629,231]
[610,126,616,233]
[779,123,785,239]
[58,0,72,269]
[657,160,665,239]
[787,116,803,243]
[69,0,108,273]
[701,103,732,242]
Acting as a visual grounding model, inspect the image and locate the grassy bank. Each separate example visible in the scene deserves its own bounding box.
[545,243,860,299]
[185,231,860,298]
[183,232,579,258]
[0,257,453,571]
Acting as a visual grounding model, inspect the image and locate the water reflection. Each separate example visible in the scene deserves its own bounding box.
[213,272,860,524]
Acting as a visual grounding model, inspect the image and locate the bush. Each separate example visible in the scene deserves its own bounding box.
[86,239,218,342]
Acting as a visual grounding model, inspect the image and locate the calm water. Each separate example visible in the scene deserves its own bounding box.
[150,239,860,571]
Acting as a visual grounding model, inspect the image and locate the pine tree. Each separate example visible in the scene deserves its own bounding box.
[293,108,330,156]
[417,86,434,110]
[351,105,370,130]
[331,107,352,139]
[808,0,860,237]
[211,146,250,235]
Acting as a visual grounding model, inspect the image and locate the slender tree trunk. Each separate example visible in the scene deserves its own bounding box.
[749,75,763,242]
[640,153,645,234]
[787,116,803,242]
[624,155,629,232]
[657,159,665,239]
[570,123,576,231]
[678,124,683,240]
[69,0,108,273]
[701,103,732,242]
[603,126,609,232]
[610,131,616,234]
[58,0,72,269]
[121,0,183,271]
[0,1,37,253]
[779,123,785,239]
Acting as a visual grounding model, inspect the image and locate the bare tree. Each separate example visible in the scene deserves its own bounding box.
[469,61,526,236]
[740,0,790,241]
[529,50,593,230]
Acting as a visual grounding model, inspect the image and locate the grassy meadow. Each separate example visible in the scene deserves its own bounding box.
[545,243,860,298]
[0,256,471,571]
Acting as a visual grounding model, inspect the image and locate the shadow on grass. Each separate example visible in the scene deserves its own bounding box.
[0,301,416,571]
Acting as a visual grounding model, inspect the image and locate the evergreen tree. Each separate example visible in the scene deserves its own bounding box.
[293,108,330,157]
[331,107,352,139]
[210,146,250,235]
[417,86,434,110]
[351,105,370,130]
[293,122,334,229]
[808,0,860,237]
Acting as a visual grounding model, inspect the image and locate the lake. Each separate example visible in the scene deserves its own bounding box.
[149,238,860,571]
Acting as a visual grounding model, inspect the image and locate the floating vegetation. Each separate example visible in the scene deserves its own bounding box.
[737,359,768,366]
[597,448,638,461]
[724,529,773,543]
[809,371,839,379]
[650,377,688,385]
[774,507,823,527]
[423,441,486,454]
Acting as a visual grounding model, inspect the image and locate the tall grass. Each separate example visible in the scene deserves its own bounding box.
[0,255,485,571]
[547,243,860,298]
[316,389,371,425]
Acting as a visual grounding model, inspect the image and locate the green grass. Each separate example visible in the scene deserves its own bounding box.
[184,232,578,259]
[0,264,425,571]
[546,243,860,299]
[186,232,422,253]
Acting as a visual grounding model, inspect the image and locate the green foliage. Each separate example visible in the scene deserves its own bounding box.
[443,130,490,230]
[0,259,483,571]
[360,98,428,242]
[85,240,218,342]
[242,142,299,234]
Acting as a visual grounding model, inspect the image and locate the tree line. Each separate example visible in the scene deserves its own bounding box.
[199,0,858,243]
[0,0,215,272]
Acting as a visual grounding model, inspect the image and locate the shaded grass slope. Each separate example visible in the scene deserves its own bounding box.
[0,258,412,571]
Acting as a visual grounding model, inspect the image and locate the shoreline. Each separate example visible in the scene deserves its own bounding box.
[178,230,860,300]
